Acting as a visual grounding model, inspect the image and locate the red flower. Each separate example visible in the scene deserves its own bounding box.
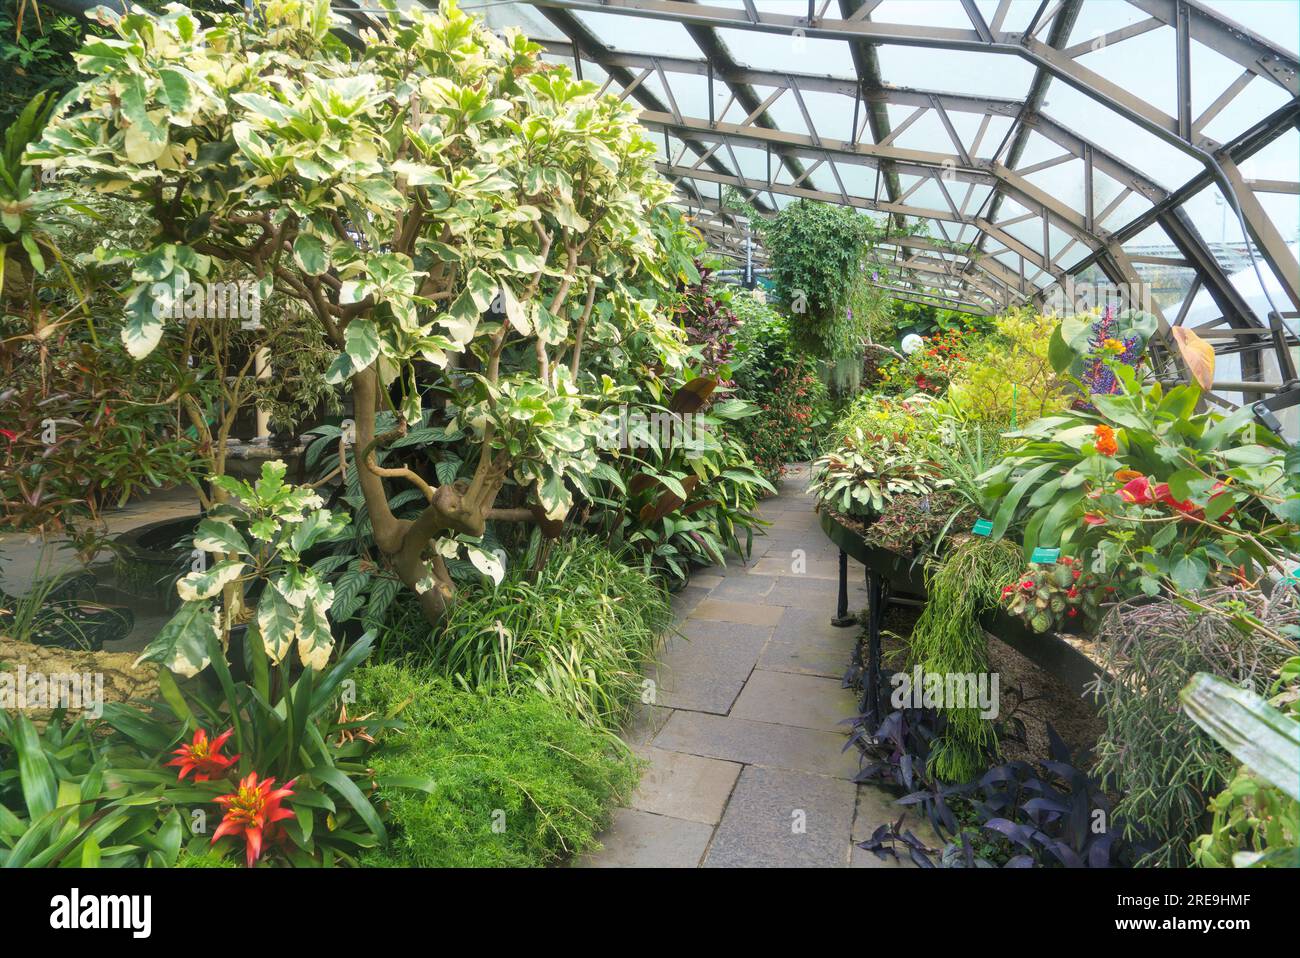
[1021,580,1034,591]
[167,728,238,782]
[1153,483,1204,520]
[1067,608,1079,618]
[212,772,296,867]
[1083,513,1107,526]
[1119,476,1154,505]
[1067,586,1079,598]
[0,428,15,442]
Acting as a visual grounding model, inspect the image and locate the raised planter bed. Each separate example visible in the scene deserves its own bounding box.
[819,508,1107,698]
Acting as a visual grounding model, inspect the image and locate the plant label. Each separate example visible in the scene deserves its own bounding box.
[1030,547,1061,564]
[971,519,993,537]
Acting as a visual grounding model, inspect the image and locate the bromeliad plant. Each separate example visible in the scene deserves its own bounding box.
[30,0,679,625]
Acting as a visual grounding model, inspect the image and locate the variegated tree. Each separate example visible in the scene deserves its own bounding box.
[31,0,681,630]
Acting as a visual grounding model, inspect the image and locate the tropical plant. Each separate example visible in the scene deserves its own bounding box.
[135,460,357,677]
[946,309,1070,426]
[811,429,952,518]
[1091,588,1298,867]
[1048,306,1157,406]
[30,0,680,627]
[980,369,1300,602]
[999,555,1106,635]
[674,258,740,383]
[1181,662,1299,868]
[759,199,881,361]
[0,708,187,867]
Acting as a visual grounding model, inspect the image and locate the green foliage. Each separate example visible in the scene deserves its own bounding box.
[0,709,186,867]
[811,428,952,518]
[136,459,353,677]
[1181,663,1300,868]
[356,663,638,867]
[947,310,1070,427]
[760,200,881,360]
[388,537,671,730]
[0,2,91,132]
[729,290,831,480]
[1094,592,1297,867]
[981,369,1300,594]
[905,537,1024,783]
[863,489,973,557]
[1000,557,1105,635]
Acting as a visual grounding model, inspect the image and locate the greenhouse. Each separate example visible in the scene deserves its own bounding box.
[0,0,1297,898]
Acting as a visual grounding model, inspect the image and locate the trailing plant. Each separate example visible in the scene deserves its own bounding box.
[759,199,880,360]
[357,663,638,867]
[1091,588,1298,867]
[811,428,951,518]
[392,536,671,730]
[905,537,1024,782]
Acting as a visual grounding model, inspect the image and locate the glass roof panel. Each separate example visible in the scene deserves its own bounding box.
[710,27,857,75]
[871,0,982,29]
[570,10,700,55]
[1198,0,1300,48]
[874,44,1037,99]
[1072,23,1178,120]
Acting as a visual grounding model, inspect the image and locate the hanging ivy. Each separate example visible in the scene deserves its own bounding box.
[759,200,884,361]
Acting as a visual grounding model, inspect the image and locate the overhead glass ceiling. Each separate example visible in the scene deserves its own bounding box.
[340,0,1299,410]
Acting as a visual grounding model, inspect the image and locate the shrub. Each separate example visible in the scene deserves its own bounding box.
[357,663,638,867]
[382,537,672,730]
[733,363,829,482]
[946,310,1070,426]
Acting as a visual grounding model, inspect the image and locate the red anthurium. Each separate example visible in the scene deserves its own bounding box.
[167,728,239,782]
[1153,483,1204,520]
[1083,513,1107,526]
[212,773,297,867]
[1119,476,1154,505]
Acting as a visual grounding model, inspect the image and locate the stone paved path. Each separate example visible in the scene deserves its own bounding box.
[576,466,937,868]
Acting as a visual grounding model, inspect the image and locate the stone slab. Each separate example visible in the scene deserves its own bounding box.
[688,598,785,627]
[729,669,859,733]
[573,808,713,868]
[703,766,856,867]
[652,710,861,780]
[629,746,741,825]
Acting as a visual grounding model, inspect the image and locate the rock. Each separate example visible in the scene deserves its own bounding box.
[0,636,159,729]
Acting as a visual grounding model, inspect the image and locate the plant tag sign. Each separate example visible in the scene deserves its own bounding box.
[1030,546,1061,564]
[971,519,994,537]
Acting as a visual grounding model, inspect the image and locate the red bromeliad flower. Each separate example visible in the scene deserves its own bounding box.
[212,773,296,867]
[167,728,239,782]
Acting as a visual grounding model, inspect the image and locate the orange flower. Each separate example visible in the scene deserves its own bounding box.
[1114,468,1144,483]
[167,728,238,782]
[212,772,296,867]
[1094,424,1118,457]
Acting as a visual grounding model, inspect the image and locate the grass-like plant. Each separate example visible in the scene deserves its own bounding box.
[905,537,1025,783]
[381,537,672,730]
[357,663,639,867]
